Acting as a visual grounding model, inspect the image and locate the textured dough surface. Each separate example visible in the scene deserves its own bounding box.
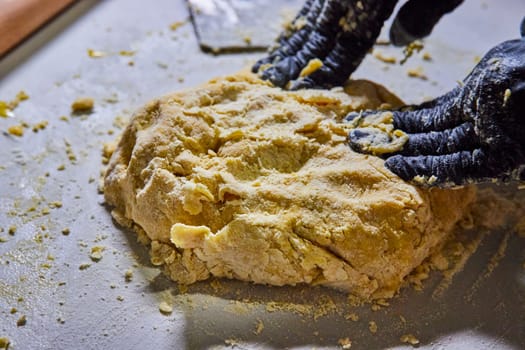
[104,73,476,300]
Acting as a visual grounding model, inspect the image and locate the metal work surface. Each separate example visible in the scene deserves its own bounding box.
[0,0,524,349]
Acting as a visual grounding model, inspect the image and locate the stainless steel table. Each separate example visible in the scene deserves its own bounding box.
[1,1,524,349]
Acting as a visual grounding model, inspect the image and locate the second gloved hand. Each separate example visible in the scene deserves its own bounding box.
[348,34,525,187]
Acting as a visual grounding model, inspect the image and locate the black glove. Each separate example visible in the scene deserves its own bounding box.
[252,0,464,90]
[348,33,525,187]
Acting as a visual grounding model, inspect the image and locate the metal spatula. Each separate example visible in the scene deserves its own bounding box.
[187,0,303,54]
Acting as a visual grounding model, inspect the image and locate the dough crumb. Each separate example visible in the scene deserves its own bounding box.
[401,40,424,64]
[373,49,397,64]
[254,319,264,335]
[159,301,173,315]
[87,49,106,58]
[0,337,10,349]
[7,125,24,137]
[407,66,428,80]
[79,263,91,270]
[299,58,323,77]
[170,21,186,31]
[16,315,27,327]
[422,52,432,61]
[124,269,133,282]
[90,246,105,262]
[368,321,378,334]
[345,313,359,321]
[400,333,420,346]
[71,97,94,113]
[338,337,352,349]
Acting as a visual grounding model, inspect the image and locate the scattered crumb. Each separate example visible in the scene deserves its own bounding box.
[7,125,24,137]
[373,49,397,64]
[254,319,264,335]
[57,164,66,171]
[87,49,107,58]
[344,313,359,321]
[59,115,69,122]
[299,58,323,78]
[49,201,62,209]
[10,308,17,314]
[338,337,352,349]
[32,120,48,132]
[368,321,378,334]
[119,50,135,56]
[102,142,116,165]
[62,228,70,236]
[224,338,241,347]
[0,337,10,349]
[116,295,124,301]
[8,226,16,235]
[170,21,186,31]
[407,66,428,80]
[156,62,169,69]
[65,141,77,163]
[400,334,420,346]
[90,246,105,262]
[79,263,91,270]
[503,88,511,106]
[371,304,381,311]
[71,97,94,113]
[0,101,9,118]
[0,90,29,118]
[16,315,27,327]
[124,269,133,282]
[159,301,173,315]
[422,52,432,61]
[400,40,424,64]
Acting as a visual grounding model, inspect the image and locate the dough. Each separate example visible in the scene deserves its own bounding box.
[104,73,476,300]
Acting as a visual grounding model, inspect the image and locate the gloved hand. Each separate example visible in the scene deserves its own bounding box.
[348,33,525,187]
[252,0,464,89]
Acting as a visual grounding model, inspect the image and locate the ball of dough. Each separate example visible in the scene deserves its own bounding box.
[104,73,475,300]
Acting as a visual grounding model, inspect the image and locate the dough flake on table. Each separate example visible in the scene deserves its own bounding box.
[104,72,476,301]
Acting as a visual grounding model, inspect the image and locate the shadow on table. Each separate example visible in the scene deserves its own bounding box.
[113,189,525,350]
[127,226,524,350]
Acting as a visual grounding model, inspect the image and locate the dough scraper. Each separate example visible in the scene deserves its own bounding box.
[186,0,303,54]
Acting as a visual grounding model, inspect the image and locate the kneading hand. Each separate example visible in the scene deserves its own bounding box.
[348,34,525,187]
[252,0,464,89]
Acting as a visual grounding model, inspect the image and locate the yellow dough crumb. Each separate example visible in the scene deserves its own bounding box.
[400,333,420,346]
[104,72,476,301]
[71,97,94,113]
[159,301,173,315]
[407,66,428,80]
[7,125,24,137]
[299,58,323,77]
[338,337,352,349]
[373,49,397,64]
[0,337,10,349]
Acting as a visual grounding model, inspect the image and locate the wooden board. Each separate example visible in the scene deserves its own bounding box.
[0,0,75,57]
